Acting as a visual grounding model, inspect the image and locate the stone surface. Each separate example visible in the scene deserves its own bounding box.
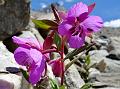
[106,37,120,60]
[27,20,44,43]
[96,73,120,88]
[89,50,120,73]
[89,68,101,81]
[0,74,17,89]
[0,41,19,72]
[0,41,33,89]
[0,73,33,89]
[0,0,30,40]
[64,59,85,89]
[31,11,54,20]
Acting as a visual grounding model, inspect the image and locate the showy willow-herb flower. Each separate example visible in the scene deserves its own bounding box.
[12,36,46,85]
[58,2,103,48]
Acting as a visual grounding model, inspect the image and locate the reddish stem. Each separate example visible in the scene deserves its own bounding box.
[42,49,57,54]
[49,30,55,37]
[60,36,65,85]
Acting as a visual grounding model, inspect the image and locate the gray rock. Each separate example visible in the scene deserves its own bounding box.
[0,41,19,72]
[0,74,16,89]
[0,73,33,89]
[96,73,120,88]
[0,41,33,89]
[89,50,120,73]
[89,68,101,81]
[64,59,85,89]
[89,50,109,59]
[93,35,111,50]
[106,37,120,60]
[0,0,30,40]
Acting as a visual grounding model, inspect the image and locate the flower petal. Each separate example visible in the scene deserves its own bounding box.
[68,35,85,48]
[29,57,45,85]
[14,47,33,66]
[12,36,40,49]
[88,3,96,14]
[30,48,43,64]
[68,2,88,17]
[58,21,72,36]
[82,16,103,32]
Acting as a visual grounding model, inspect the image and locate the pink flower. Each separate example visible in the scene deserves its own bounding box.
[58,2,103,48]
[49,59,62,77]
[12,36,46,85]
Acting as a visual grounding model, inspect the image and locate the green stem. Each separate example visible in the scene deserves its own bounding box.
[65,42,95,71]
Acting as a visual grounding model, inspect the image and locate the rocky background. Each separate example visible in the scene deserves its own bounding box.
[0,1,120,89]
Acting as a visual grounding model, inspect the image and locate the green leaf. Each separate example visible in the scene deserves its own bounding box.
[20,69,29,81]
[85,55,91,66]
[50,78,59,89]
[59,85,66,89]
[53,33,61,50]
[32,19,58,30]
[80,83,92,89]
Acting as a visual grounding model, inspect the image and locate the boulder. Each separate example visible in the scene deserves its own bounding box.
[0,0,30,40]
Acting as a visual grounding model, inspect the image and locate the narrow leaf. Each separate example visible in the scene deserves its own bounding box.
[64,45,88,60]
[32,19,58,30]
[20,69,29,81]
[64,43,95,60]
[80,83,92,89]
[53,33,61,50]
[50,78,59,89]
[85,55,91,66]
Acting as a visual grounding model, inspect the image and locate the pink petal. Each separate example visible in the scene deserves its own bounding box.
[82,16,103,32]
[68,35,85,48]
[58,21,72,36]
[68,2,88,17]
[30,48,43,64]
[88,3,96,14]
[14,47,33,66]
[29,58,45,85]
[12,36,40,49]
[78,12,88,22]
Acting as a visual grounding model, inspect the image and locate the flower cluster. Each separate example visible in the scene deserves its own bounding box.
[12,2,103,87]
[58,2,103,48]
[12,36,46,85]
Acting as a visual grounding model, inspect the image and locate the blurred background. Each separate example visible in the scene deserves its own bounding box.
[31,0,120,28]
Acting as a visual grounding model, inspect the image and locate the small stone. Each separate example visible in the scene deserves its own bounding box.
[64,59,85,89]
[6,67,20,74]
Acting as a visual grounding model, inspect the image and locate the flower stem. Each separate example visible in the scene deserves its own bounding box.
[42,49,57,54]
[60,36,65,85]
